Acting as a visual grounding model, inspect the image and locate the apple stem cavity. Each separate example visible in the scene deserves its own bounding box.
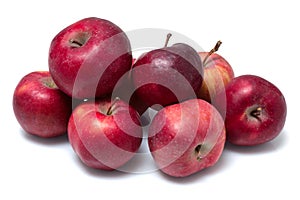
[203,40,222,65]
[69,39,84,48]
[41,77,58,89]
[106,97,121,115]
[69,32,90,48]
[164,33,172,47]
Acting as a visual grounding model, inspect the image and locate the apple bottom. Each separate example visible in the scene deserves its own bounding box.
[148,99,226,177]
[159,137,225,177]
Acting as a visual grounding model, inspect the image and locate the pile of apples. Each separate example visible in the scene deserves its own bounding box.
[13,17,287,178]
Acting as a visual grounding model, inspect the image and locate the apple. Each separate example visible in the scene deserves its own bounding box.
[13,71,72,138]
[148,98,226,177]
[68,97,143,170]
[132,34,203,109]
[49,17,132,99]
[215,75,287,146]
[198,41,234,102]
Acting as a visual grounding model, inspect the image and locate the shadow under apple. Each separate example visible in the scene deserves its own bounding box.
[158,148,233,184]
[155,131,288,183]
[224,131,288,154]
[20,129,68,146]
[71,153,129,178]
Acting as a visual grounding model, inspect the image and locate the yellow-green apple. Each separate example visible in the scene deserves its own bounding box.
[48,17,132,99]
[198,41,234,102]
[215,75,287,146]
[68,98,143,170]
[132,34,203,109]
[13,71,72,138]
[148,98,226,177]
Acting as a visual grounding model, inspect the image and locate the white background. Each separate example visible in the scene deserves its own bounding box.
[1,0,299,199]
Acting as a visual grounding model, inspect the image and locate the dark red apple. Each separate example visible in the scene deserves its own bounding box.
[68,98,143,170]
[198,41,234,102]
[148,99,226,177]
[132,34,203,109]
[215,75,287,146]
[13,71,72,138]
[49,17,132,99]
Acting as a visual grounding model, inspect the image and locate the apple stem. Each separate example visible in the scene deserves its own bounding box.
[164,33,172,47]
[106,97,121,115]
[250,107,262,121]
[202,40,222,65]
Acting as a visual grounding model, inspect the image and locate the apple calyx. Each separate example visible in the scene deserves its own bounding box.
[164,33,172,47]
[202,40,222,65]
[106,97,121,115]
[250,107,263,121]
[69,32,90,48]
[194,144,203,161]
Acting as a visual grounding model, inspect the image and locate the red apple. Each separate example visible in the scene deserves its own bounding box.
[198,41,234,102]
[215,75,287,146]
[49,17,132,99]
[148,99,226,177]
[132,34,203,109]
[68,98,143,170]
[13,71,72,138]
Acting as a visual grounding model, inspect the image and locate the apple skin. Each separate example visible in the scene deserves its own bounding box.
[148,99,226,177]
[132,43,203,109]
[198,52,234,102]
[13,71,72,138]
[49,17,132,99]
[215,75,287,146]
[68,98,143,170]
